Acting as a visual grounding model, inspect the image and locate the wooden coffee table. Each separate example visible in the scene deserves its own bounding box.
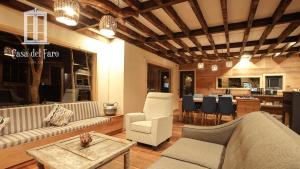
[27,132,136,169]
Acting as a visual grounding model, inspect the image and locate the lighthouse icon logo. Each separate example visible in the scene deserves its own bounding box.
[23,8,49,45]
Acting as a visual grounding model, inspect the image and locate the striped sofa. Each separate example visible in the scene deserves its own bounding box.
[0,101,110,149]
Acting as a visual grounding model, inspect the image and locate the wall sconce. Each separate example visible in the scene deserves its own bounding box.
[211,64,218,71]
[198,62,204,69]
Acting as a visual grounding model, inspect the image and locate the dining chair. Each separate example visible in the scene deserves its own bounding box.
[201,96,217,125]
[218,96,236,124]
[182,95,199,123]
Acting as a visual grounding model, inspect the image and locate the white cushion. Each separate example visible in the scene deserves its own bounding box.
[129,121,152,134]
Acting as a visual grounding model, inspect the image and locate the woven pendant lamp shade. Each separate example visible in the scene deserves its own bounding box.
[99,15,117,38]
[54,0,80,26]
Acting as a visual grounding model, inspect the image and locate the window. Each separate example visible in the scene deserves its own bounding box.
[265,75,283,90]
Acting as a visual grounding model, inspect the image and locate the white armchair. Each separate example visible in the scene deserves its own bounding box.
[126,92,174,149]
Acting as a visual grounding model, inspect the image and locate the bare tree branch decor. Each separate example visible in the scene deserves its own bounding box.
[16,36,44,104]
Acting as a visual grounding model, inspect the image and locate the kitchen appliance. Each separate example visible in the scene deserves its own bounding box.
[103,102,118,116]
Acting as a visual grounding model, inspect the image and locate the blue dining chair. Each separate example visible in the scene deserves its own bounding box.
[182,95,198,123]
[218,96,236,124]
[201,96,217,125]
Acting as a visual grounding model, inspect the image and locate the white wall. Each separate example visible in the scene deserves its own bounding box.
[97,39,124,114]
[123,42,179,114]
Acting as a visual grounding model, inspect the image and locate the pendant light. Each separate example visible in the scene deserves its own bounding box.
[211,64,218,71]
[54,0,80,26]
[99,15,117,38]
[99,0,118,38]
[197,62,204,69]
[226,59,233,68]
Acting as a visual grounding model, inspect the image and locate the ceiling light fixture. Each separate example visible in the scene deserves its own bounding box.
[211,64,218,71]
[99,0,118,38]
[54,0,80,26]
[198,62,204,69]
[99,15,117,38]
[226,58,233,68]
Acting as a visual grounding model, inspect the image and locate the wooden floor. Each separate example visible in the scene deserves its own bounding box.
[20,114,232,169]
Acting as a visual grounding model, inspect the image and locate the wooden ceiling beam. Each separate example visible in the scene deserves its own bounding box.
[189,37,208,57]
[240,0,260,54]
[142,12,300,43]
[163,47,299,58]
[280,34,300,54]
[163,6,189,35]
[124,17,184,57]
[141,12,191,53]
[125,17,159,39]
[253,0,292,54]
[136,0,188,13]
[117,24,146,42]
[115,32,181,63]
[165,35,299,53]
[80,5,104,21]
[161,5,207,57]
[141,12,174,38]
[189,0,219,57]
[267,22,300,53]
[220,0,230,57]
[122,0,141,11]
[117,22,184,61]
[79,0,138,18]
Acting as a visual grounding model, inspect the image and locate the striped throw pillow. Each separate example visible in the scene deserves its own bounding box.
[0,116,10,133]
[44,105,74,126]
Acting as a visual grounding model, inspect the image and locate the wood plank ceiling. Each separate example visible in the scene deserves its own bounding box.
[1,0,300,64]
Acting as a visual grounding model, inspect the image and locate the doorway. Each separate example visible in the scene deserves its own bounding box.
[180,71,195,98]
[147,64,171,93]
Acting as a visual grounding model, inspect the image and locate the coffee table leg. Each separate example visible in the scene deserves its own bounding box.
[37,162,45,169]
[124,151,130,169]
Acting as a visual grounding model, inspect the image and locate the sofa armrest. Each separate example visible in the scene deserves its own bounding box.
[182,117,242,145]
[125,113,145,129]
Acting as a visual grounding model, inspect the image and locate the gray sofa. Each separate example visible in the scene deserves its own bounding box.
[148,112,300,169]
